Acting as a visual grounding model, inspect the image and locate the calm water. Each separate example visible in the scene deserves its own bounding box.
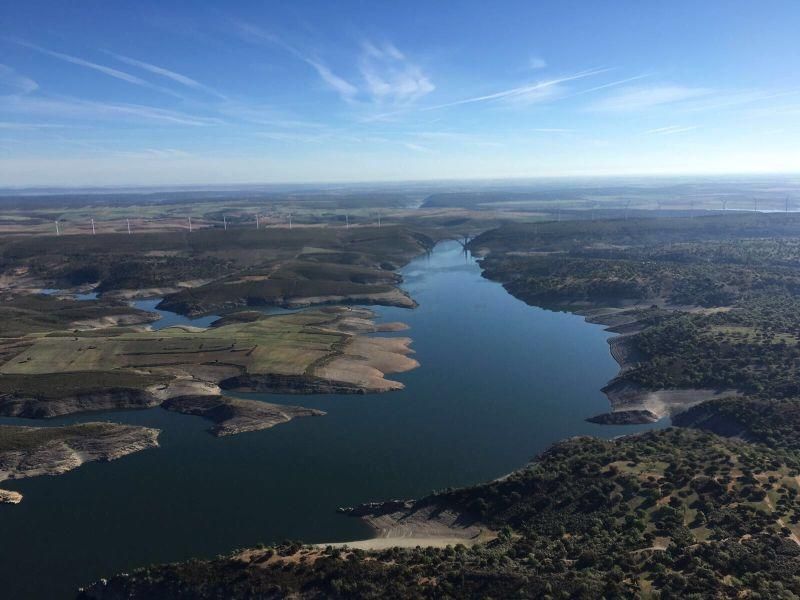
[0,242,659,599]
[130,297,295,329]
[130,298,219,329]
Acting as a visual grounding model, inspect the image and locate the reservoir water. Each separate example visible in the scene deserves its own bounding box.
[0,241,659,599]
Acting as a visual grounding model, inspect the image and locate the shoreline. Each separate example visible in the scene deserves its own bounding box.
[0,422,160,504]
[0,306,418,504]
[580,306,738,424]
[0,307,418,420]
[320,500,495,550]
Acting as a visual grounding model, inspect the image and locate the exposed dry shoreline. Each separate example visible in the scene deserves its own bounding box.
[324,499,494,550]
[580,306,738,424]
[0,422,160,504]
[0,305,418,504]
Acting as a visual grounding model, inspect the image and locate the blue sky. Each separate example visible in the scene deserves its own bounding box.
[1,0,799,186]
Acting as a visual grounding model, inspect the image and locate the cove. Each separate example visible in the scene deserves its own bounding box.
[0,241,661,599]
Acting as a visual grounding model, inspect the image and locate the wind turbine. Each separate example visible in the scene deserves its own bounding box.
[91,218,96,235]
[288,213,292,230]
[127,219,131,235]
[722,199,728,211]
[223,215,227,231]
[345,213,350,229]
[55,220,60,236]
[256,214,260,229]
[188,216,192,232]
[753,197,759,212]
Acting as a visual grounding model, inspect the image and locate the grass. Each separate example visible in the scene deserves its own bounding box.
[0,310,357,395]
[0,295,152,337]
[0,372,169,399]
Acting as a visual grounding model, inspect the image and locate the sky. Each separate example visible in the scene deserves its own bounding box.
[1,0,799,186]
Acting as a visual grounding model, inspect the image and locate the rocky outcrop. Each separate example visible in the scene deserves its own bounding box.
[161,395,324,436]
[0,388,161,419]
[0,489,22,504]
[219,373,370,395]
[587,409,660,425]
[0,423,160,501]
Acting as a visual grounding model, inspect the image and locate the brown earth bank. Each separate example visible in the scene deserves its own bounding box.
[580,309,740,424]
[328,499,494,550]
[463,266,742,426]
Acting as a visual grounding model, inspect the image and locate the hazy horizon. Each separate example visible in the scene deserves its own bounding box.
[2,171,800,195]
[2,0,799,186]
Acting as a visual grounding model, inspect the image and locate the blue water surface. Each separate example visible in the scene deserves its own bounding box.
[0,241,661,599]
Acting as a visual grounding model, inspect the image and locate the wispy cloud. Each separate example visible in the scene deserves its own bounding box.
[115,148,193,159]
[421,67,611,111]
[408,130,504,148]
[11,39,146,85]
[233,24,432,107]
[528,56,547,70]
[0,121,70,129]
[644,125,699,135]
[361,67,611,123]
[680,89,800,113]
[403,142,433,153]
[232,22,358,102]
[217,102,326,129]
[588,84,711,112]
[359,40,434,104]
[0,64,39,95]
[8,39,183,98]
[105,52,226,99]
[306,59,358,101]
[747,103,800,118]
[0,95,223,126]
[499,81,567,106]
[566,74,649,99]
[256,130,331,143]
